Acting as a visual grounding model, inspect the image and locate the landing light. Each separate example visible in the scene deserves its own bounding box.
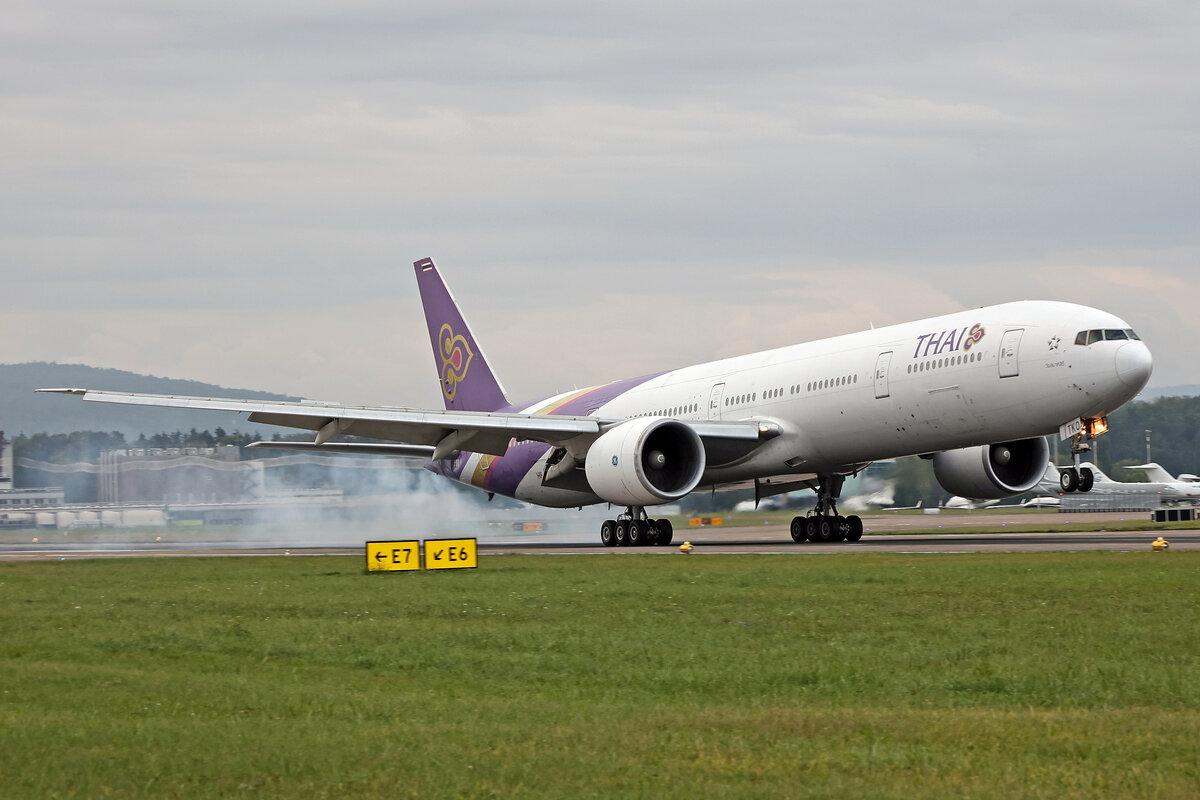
[758,422,781,439]
[1083,417,1109,438]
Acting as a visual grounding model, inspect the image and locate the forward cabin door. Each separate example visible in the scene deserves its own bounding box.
[708,382,726,420]
[999,329,1024,378]
[874,351,893,399]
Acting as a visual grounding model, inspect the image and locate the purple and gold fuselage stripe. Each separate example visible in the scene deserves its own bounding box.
[427,372,665,499]
[526,386,597,416]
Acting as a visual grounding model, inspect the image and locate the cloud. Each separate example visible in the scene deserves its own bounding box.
[2,1,1198,399]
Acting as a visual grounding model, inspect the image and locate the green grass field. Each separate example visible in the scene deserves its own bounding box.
[3,552,1199,798]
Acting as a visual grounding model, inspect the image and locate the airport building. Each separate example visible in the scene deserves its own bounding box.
[7,442,442,529]
[96,445,258,505]
[0,431,67,527]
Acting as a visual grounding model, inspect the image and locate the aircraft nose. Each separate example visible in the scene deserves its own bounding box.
[1115,342,1153,389]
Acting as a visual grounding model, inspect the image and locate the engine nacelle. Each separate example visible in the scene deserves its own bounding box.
[584,417,706,507]
[932,437,1050,500]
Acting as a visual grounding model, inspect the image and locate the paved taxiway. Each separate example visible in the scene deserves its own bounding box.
[1,511,1196,560]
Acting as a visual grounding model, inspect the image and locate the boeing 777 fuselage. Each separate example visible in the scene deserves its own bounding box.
[42,258,1153,546]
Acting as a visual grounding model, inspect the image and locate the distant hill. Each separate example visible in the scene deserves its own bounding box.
[1,362,299,439]
[1138,385,1200,401]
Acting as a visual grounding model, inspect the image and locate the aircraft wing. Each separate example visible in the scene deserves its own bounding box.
[38,389,763,458]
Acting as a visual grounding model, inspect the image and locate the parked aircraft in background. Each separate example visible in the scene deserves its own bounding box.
[1125,463,1200,485]
[1036,461,1200,505]
[942,496,1001,510]
[42,257,1153,546]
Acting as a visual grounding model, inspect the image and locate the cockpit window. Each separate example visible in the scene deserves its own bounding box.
[1076,328,1142,345]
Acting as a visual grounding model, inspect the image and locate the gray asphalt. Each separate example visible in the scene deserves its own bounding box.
[2,522,1195,560]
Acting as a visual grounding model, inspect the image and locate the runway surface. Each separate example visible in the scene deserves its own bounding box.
[1,511,1196,560]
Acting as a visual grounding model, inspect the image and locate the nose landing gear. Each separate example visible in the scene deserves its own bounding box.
[1058,465,1095,493]
[1059,429,1098,493]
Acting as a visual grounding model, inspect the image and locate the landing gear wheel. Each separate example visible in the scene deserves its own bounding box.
[817,517,835,542]
[615,520,629,547]
[790,516,807,542]
[804,517,818,542]
[656,519,673,546]
[627,519,645,546]
[600,519,617,547]
[1060,468,1079,493]
[1078,467,1094,493]
[831,515,846,541]
[845,515,863,542]
[645,522,661,546]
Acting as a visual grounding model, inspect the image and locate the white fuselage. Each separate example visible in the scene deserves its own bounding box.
[499,300,1151,507]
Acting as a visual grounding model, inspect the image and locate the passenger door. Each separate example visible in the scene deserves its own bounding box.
[999,329,1024,378]
[874,351,893,399]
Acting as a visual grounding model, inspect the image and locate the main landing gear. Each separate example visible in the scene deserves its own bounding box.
[600,507,674,547]
[788,474,864,544]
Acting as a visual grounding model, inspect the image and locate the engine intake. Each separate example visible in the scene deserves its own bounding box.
[932,437,1050,500]
[584,418,706,507]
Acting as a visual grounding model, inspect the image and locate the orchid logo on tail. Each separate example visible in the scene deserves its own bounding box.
[439,323,474,401]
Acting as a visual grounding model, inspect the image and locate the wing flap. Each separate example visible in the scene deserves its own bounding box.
[246,441,435,457]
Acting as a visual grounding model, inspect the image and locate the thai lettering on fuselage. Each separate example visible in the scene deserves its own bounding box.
[912,323,986,359]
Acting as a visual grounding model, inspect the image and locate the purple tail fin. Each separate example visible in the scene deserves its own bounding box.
[414,257,510,412]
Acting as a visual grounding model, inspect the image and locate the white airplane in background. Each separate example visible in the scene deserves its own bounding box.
[942,496,1001,510]
[1035,461,1200,504]
[1126,463,1200,485]
[41,258,1153,546]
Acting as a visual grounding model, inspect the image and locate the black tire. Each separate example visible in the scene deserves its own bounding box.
[1078,467,1095,493]
[645,523,661,546]
[818,517,834,542]
[832,516,848,542]
[656,519,673,546]
[600,519,617,547]
[804,517,818,541]
[1060,468,1079,493]
[615,520,629,547]
[627,519,644,546]
[845,515,864,542]
[790,516,807,542]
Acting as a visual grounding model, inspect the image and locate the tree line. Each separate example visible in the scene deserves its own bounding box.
[11,429,271,465]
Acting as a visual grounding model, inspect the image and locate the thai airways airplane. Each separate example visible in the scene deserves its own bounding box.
[41,257,1153,546]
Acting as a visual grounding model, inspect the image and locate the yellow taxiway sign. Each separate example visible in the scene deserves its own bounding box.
[365,540,421,572]
[424,538,478,570]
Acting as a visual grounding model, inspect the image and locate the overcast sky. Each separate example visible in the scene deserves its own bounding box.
[3,1,1197,409]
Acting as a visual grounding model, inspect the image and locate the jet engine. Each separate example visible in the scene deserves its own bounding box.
[932,437,1050,500]
[584,417,706,507]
